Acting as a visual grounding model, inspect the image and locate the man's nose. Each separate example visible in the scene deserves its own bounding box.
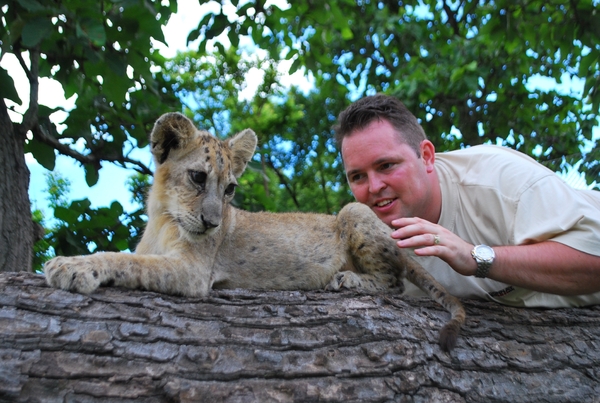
[368,174,386,194]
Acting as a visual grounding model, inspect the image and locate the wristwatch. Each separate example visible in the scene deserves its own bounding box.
[471,244,495,278]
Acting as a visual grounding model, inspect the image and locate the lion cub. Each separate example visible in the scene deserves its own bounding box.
[45,112,465,351]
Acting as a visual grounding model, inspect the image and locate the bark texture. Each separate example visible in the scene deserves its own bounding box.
[1,271,600,403]
[0,101,33,273]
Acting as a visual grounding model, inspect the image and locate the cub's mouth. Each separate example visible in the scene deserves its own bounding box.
[175,217,211,237]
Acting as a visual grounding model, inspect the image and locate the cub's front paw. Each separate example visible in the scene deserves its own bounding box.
[326,271,363,291]
[44,256,103,294]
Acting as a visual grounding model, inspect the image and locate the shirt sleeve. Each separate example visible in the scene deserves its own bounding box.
[512,175,600,256]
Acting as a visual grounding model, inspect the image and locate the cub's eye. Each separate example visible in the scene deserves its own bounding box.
[224,183,237,196]
[189,171,207,187]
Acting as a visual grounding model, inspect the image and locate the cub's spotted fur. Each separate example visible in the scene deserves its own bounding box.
[45,112,465,351]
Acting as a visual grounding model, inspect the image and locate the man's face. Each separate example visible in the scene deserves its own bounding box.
[341,119,437,226]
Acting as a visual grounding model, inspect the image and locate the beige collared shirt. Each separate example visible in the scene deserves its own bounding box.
[403,145,600,307]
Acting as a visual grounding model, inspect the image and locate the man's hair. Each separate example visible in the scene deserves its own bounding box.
[334,94,427,156]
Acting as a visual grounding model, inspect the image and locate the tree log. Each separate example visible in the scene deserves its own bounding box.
[1,272,600,403]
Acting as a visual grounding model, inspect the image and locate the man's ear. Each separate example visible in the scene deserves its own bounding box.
[227,129,257,178]
[420,140,436,173]
[150,112,197,164]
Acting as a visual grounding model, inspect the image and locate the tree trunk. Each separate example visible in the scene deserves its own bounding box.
[2,272,600,403]
[0,101,33,273]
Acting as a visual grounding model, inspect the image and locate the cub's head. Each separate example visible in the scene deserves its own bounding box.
[149,112,257,238]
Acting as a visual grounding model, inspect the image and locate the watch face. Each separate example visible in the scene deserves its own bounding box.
[476,245,495,260]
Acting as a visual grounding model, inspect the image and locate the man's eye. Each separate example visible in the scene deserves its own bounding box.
[349,173,364,183]
[189,171,207,187]
[224,183,237,196]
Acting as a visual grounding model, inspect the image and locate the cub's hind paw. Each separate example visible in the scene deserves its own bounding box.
[44,256,103,295]
[326,271,364,291]
[326,271,398,294]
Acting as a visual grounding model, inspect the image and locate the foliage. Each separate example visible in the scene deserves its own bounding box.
[162,48,354,213]
[31,172,149,272]
[1,0,180,179]
[31,208,51,273]
[4,0,600,271]
[1,0,181,270]
[31,172,71,271]
[190,0,600,186]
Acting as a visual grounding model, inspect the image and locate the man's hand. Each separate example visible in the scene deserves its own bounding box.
[391,217,478,277]
[391,217,600,296]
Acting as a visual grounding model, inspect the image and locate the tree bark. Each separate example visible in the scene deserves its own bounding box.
[0,100,33,273]
[1,271,600,403]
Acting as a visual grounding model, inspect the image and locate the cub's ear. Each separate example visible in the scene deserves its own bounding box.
[150,112,197,164]
[227,129,257,178]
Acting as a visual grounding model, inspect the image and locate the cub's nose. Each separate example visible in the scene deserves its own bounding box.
[201,215,219,229]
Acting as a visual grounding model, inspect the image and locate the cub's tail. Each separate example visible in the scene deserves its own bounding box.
[405,258,466,352]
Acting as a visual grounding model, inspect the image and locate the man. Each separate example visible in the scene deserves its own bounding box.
[335,94,600,307]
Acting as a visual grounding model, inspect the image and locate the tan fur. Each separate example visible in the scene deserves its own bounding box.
[45,112,465,351]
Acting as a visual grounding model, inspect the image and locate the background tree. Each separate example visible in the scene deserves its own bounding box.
[0,0,180,272]
[2,0,599,272]
[190,0,600,183]
[162,48,354,213]
[31,171,150,273]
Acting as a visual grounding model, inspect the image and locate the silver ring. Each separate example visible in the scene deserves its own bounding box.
[433,234,441,245]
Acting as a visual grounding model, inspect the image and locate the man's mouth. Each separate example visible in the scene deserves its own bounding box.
[375,199,394,207]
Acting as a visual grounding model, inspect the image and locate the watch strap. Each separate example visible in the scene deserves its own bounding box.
[472,245,495,278]
[474,259,493,278]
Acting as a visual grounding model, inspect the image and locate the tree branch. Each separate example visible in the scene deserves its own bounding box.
[313,152,332,214]
[31,123,154,176]
[265,156,300,208]
[13,46,154,177]
[442,0,461,36]
[15,46,40,138]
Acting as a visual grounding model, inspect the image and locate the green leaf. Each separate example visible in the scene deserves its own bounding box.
[464,61,478,71]
[187,28,201,43]
[80,19,107,47]
[0,67,23,104]
[71,199,92,212]
[341,27,353,40]
[38,104,60,118]
[27,139,56,171]
[450,67,464,84]
[99,66,131,102]
[105,51,128,76]
[54,206,75,224]
[21,17,53,47]
[84,164,99,186]
[579,52,598,77]
[16,0,45,12]
[114,238,129,251]
[110,201,124,216]
[138,12,166,44]
[189,12,213,44]
[206,14,230,40]
[289,56,302,75]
